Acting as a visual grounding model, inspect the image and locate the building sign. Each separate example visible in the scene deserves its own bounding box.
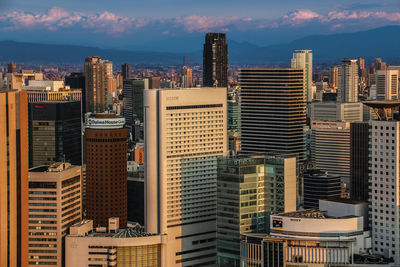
[272,217,283,229]
[86,117,125,129]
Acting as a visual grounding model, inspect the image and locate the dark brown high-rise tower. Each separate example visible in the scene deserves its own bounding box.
[203,33,228,88]
[85,113,127,228]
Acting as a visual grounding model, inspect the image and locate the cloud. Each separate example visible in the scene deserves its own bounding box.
[1,7,400,36]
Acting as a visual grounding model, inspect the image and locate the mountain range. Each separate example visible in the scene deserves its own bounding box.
[1,26,400,65]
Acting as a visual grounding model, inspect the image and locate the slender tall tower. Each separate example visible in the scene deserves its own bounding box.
[338,58,359,103]
[203,33,228,87]
[84,56,113,113]
[291,50,313,101]
[122,63,130,81]
[0,90,29,267]
[181,66,193,88]
[145,87,227,266]
[329,66,339,89]
[239,68,306,163]
[85,113,127,228]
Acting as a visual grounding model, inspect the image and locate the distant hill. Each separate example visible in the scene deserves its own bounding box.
[1,26,400,65]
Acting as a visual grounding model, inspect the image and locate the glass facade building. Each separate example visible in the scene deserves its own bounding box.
[216,154,297,267]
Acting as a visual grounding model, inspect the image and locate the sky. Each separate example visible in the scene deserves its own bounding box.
[0,0,399,51]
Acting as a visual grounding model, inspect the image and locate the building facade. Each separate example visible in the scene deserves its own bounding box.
[0,90,29,267]
[203,33,228,87]
[84,56,114,113]
[144,87,227,266]
[28,101,82,167]
[28,163,82,267]
[239,68,306,163]
[369,119,400,263]
[338,58,359,103]
[350,122,369,201]
[311,102,363,122]
[66,219,164,267]
[291,50,313,101]
[376,70,399,101]
[216,154,297,267]
[311,121,351,186]
[85,113,127,228]
[303,169,341,209]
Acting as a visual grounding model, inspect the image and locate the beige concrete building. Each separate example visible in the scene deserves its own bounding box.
[145,87,228,266]
[376,70,399,100]
[338,59,359,103]
[5,71,43,90]
[310,101,363,122]
[66,219,165,267]
[28,163,82,267]
[291,50,313,101]
[27,89,82,103]
[0,90,29,267]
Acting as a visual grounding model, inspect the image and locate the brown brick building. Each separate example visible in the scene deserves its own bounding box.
[85,113,127,228]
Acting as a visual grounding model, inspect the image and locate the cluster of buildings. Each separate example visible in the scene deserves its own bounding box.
[1,31,400,267]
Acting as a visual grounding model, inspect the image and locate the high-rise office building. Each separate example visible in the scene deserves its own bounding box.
[0,90,29,267]
[227,98,239,131]
[28,101,82,167]
[311,121,351,186]
[28,163,82,267]
[338,59,359,103]
[217,154,297,267]
[303,169,341,209]
[239,68,306,163]
[145,87,227,266]
[203,33,228,87]
[329,66,338,89]
[350,122,369,201]
[376,70,399,100]
[181,66,193,88]
[291,50,313,101]
[122,78,149,139]
[85,113,127,228]
[369,111,400,263]
[84,56,113,113]
[122,63,130,81]
[148,76,161,89]
[7,62,17,73]
[65,72,86,114]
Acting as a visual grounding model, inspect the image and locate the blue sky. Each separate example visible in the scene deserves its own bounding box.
[0,0,399,51]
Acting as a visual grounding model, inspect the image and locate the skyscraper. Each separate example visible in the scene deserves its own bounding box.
[368,102,400,263]
[217,154,297,266]
[65,72,86,114]
[145,87,227,266]
[376,70,399,100]
[181,66,193,88]
[311,121,351,187]
[0,90,29,267]
[338,59,359,103]
[122,63,130,81]
[329,65,339,89]
[85,113,127,228]
[28,101,82,167]
[28,163,82,267]
[203,33,228,87]
[239,68,306,163]
[291,50,313,101]
[374,58,387,71]
[84,56,114,113]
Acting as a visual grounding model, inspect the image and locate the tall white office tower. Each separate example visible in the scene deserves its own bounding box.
[291,50,313,102]
[338,59,359,103]
[367,102,400,264]
[144,87,227,266]
[376,70,399,100]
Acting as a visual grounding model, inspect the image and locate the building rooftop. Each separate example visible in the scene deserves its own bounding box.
[274,209,357,219]
[362,100,400,109]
